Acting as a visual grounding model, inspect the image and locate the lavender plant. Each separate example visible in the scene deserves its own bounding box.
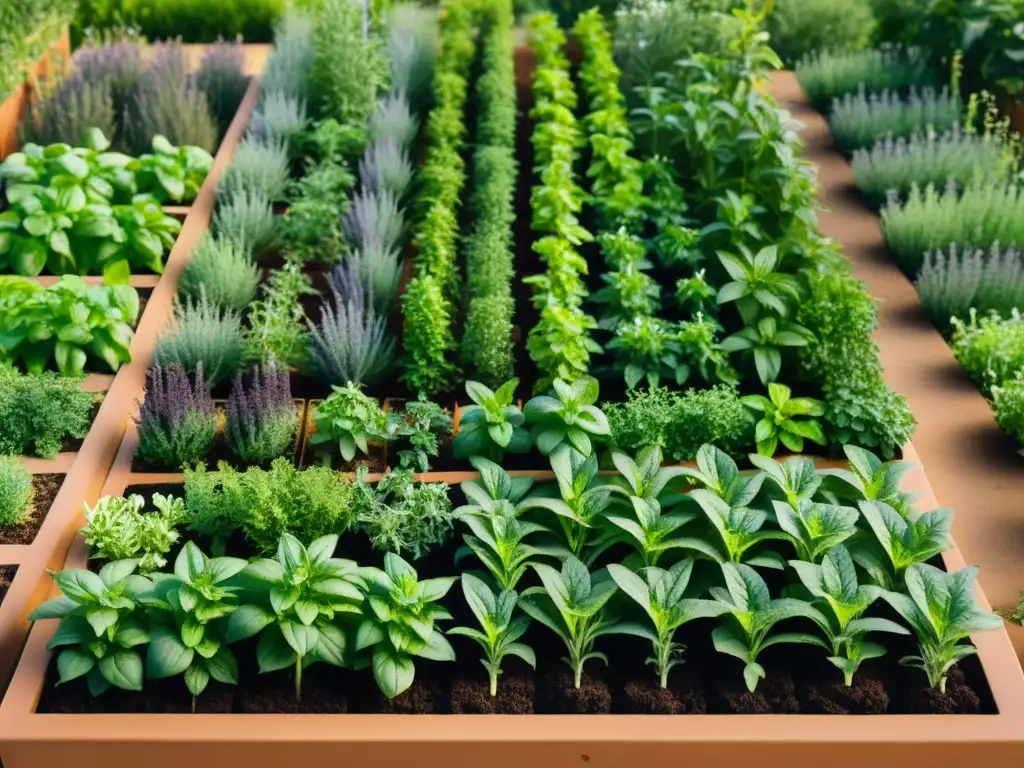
[368,90,420,149]
[153,294,246,388]
[830,87,961,154]
[213,188,278,255]
[309,264,397,388]
[261,11,315,102]
[221,137,291,202]
[179,234,259,312]
[916,244,1024,330]
[247,91,309,154]
[21,75,116,148]
[795,47,936,110]
[225,361,297,464]
[195,39,249,130]
[135,362,217,468]
[331,248,400,314]
[387,3,438,113]
[342,188,404,255]
[358,138,413,198]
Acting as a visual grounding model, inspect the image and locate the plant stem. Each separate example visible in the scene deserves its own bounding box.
[191,695,196,715]
[295,655,303,702]
[573,664,582,689]
[489,668,498,697]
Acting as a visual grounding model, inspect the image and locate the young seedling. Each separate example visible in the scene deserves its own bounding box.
[453,379,531,461]
[710,562,830,691]
[773,499,859,563]
[144,541,247,711]
[460,456,537,513]
[309,382,389,465]
[447,574,535,696]
[523,377,611,456]
[688,489,788,568]
[225,534,365,701]
[29,559,152,695]
[522,445,615,557]
[679,444,764,506]
[520,556,630,688]
[748,454,821,508]
[789,545,909,685]
[740,382,825,456]
[607,559,727,688]
[456,502,562,591]
[354,553,457,698]
[819,444,919,518]
[881,563,1002,692]
[856,500,952,587]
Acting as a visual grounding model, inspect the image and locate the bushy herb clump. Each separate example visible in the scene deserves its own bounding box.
[213,188,278,256]
[795,47,936,111]
[881,180,1024,276]
[994,373,1024,452]
[82,493,185,573]
[135,363,217,469]
[153,294,246,387]
[605,385,752,461]
[220,137,291,202]
[248,90,309,153]
[195,40,249,131]
[178,234,259,312]
[225,361,297,464]
[950,309,1024,397]
[916,244,1024,330]
[0,366,94,458]
[829,87,961,154]
[0,455,33,527]
[354,469,455,560]
[766,0,874,67]
[244,264,315,371]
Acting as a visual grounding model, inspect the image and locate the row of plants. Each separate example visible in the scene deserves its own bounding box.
[0,0,73,103]
[32,417,1001,710]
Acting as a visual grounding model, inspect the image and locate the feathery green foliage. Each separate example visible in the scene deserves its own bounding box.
[0,455,33,527]
[213,188,278,256]
[153,294,246,387]
[179,235,259,312]
[795,47,936,111]
[916,244,1024,330]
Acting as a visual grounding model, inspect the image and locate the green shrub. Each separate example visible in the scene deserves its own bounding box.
[153,294,246,387]
[795,47,936,111]
[916,244,1024,330]
[798,270,916,457]
[881,181,1024,276]
[195,41,249,130]
[0,0,74,100]
[245,264,314,371]
[353,469,455,560]
[178,234,259,312]
[221,137,291,202]
[248,91,309,153]
[78,0,284,44]
[0,366,94,458]
[950,309,1024,397]
[213,188,278,255]
[604,385,752,461]
[182,459,357,555]
[767,0,874,67]
[0,455,33,527]
[261,10,315,101]
[851,129,1009,208]
[400,275,458,396]
[994,372,1024,451]
[310,0,388,125]
[829,87,961,153]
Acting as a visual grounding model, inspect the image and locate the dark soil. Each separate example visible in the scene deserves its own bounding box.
[798,671,890,714]
[536,667,613,714]
[0,474,64,545]
[615,671,707,714]
[0,565,17,605]
[451,673,535,714]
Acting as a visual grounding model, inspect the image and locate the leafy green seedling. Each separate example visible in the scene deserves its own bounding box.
[741,382,825,456]
[453,379,531,461]
[679,444,764,506]
[773,499,859,563]
[309,383,389,465]
[355,553,457,698]
[29,559,152,695]
[748,454,821,508]
[523,377,611,456]
[819,445,919,518]
[710,562,829,691]
[225,534,365,701]
[789,545,908,685]
[881,563,1002,692]
[608,560,726,687]
[448,574,535,696]
[520,556,633,688]
[688,489,787,568]
[144,541,247,711]
[856,500,952,587]
[460,456,537,512]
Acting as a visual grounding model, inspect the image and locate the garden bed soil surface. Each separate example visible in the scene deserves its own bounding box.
[0,566,18,606]
[0,475,65,546]
[769,71,1024,662]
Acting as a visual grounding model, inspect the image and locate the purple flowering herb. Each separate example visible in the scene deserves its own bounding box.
[135,361,217,468]
[225,359,298,463]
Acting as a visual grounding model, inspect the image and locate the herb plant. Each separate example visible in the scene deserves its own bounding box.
[153,294,245,388]
[179,234,259,312]
[0,366,94,458]
[354,469,455,560]
[135,363,217,469]
[856,500,953,587]
[309,383,389,466]
[448,574,534,697]
[523,378,610,457]
[741,383,826,457]
[225,361,297,464]
[389,397,453,473]
[82,493,186,574]
[0,455,33,527]
[452,379,530,462]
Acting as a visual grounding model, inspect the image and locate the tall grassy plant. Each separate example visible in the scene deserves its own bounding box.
[248,91,309,153]
[261,10,315,101]
[195,40,249,131]
[179,234,259,312]
[387,2,438,114]
[829,87,961,153]
[916,244,1024,330]
[881,181,1024,275]
[221,137,291,202]
[795,47,936,111]
[214,188,278,255]
[153,294,246,387]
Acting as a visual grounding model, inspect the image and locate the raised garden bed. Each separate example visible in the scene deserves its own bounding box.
[0,27,71,161]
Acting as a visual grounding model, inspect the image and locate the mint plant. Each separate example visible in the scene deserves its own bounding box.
[679,444,764,506]
[144,542,247,711]
[710,562,829,692]
[523,377,610,456]
[688,489,788,568]
[29,559,152,695]
[748,454,822,508]
[821,445,918,517]
[447,574,535,696]
[881,563,1002,692]
[741,382,826,456]
[520,556,627,689]
[452,379,531,461]
[309,382,390,465]
[607,560,727,688]
[773,500,859,563]
[856,500,953,587]
[789,545,909,685]
[354,553,456,699]
[225,534,366,701]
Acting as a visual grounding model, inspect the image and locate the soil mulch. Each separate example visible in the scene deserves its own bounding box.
[0,565,18,605]
[0,474,64,546]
